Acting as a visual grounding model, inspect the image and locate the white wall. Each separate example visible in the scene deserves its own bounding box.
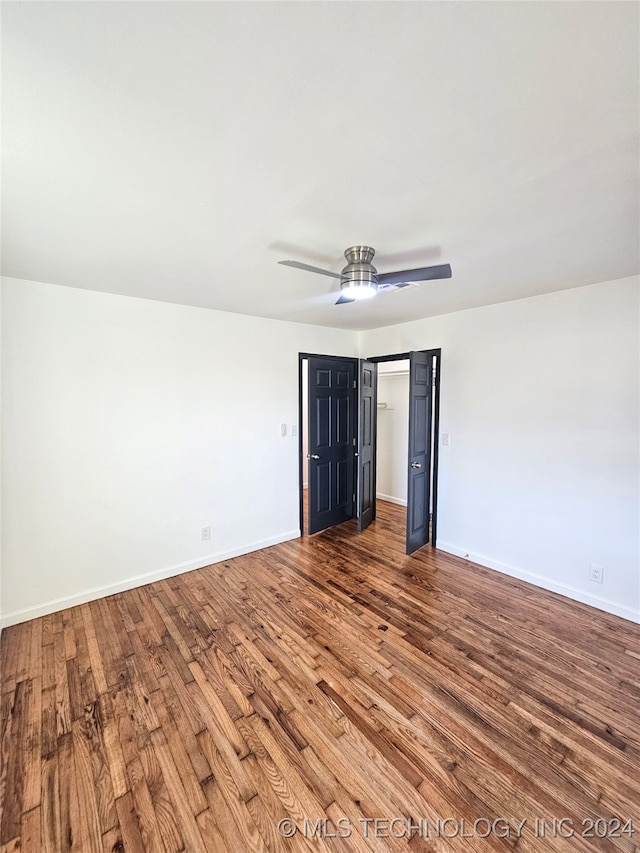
[376,363,409,505]
[361,277,640,623]
[0,278,358,626]
[3,275,638,627]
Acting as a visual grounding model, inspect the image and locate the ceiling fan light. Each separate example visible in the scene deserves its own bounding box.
[340,281,376,300]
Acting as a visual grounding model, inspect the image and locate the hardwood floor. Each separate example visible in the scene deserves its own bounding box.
[1,500,639,852]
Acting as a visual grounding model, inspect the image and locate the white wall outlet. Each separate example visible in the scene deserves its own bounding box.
[280,423,287,437]
[589,564,604,584]
[201,525,211,542]
[291,424,297,437]
[441,433,450,446]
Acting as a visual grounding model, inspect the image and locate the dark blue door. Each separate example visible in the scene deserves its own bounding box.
[357,359,377,532]
[406,351,433,555]
[307,357,356,535]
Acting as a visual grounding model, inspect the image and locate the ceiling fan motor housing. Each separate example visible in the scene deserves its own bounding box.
[277,244,451,303]
[340,245,378,292]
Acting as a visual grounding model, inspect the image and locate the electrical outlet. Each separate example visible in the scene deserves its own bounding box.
[589,564,604,584]
[201,525,211,542]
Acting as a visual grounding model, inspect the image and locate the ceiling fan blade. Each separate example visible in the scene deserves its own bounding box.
[278,260,343,280]
[376,263,452,286]
[335,294,355,305]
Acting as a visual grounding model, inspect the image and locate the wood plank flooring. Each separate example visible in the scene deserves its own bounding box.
[1,500,639,852]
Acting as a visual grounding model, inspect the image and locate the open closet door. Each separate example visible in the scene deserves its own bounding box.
[307,357,357,535]
[357,360,377,532]
[406,351,432,555]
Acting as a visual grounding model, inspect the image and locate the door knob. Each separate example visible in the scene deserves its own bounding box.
[354,452,359,457]
[411,462,422,469]
[307,454,320,460]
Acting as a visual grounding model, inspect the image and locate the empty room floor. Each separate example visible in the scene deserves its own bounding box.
[1,501,639,852]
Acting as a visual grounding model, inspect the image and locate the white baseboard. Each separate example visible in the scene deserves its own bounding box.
[436,541,640,625]
[5,530,636,629]
[377,493,407,507]
[0,530,301,629]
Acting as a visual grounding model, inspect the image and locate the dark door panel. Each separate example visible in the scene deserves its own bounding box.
[357,360,377,532]
[408,469,427,535]
[308,357,356,535]
[406,351,433,554]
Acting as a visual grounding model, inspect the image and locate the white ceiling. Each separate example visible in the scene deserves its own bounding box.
[2,2,638,331]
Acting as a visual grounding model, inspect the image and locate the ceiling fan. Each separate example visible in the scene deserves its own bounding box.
[278,245,452,304]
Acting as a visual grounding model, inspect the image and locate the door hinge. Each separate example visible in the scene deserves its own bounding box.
[352,493,356,503]
[353,380,357,389]
[352,437,357,446]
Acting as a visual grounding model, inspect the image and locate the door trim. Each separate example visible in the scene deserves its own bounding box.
[298,349,441,548]
[367,352,412,363]
[430,349,442,546]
